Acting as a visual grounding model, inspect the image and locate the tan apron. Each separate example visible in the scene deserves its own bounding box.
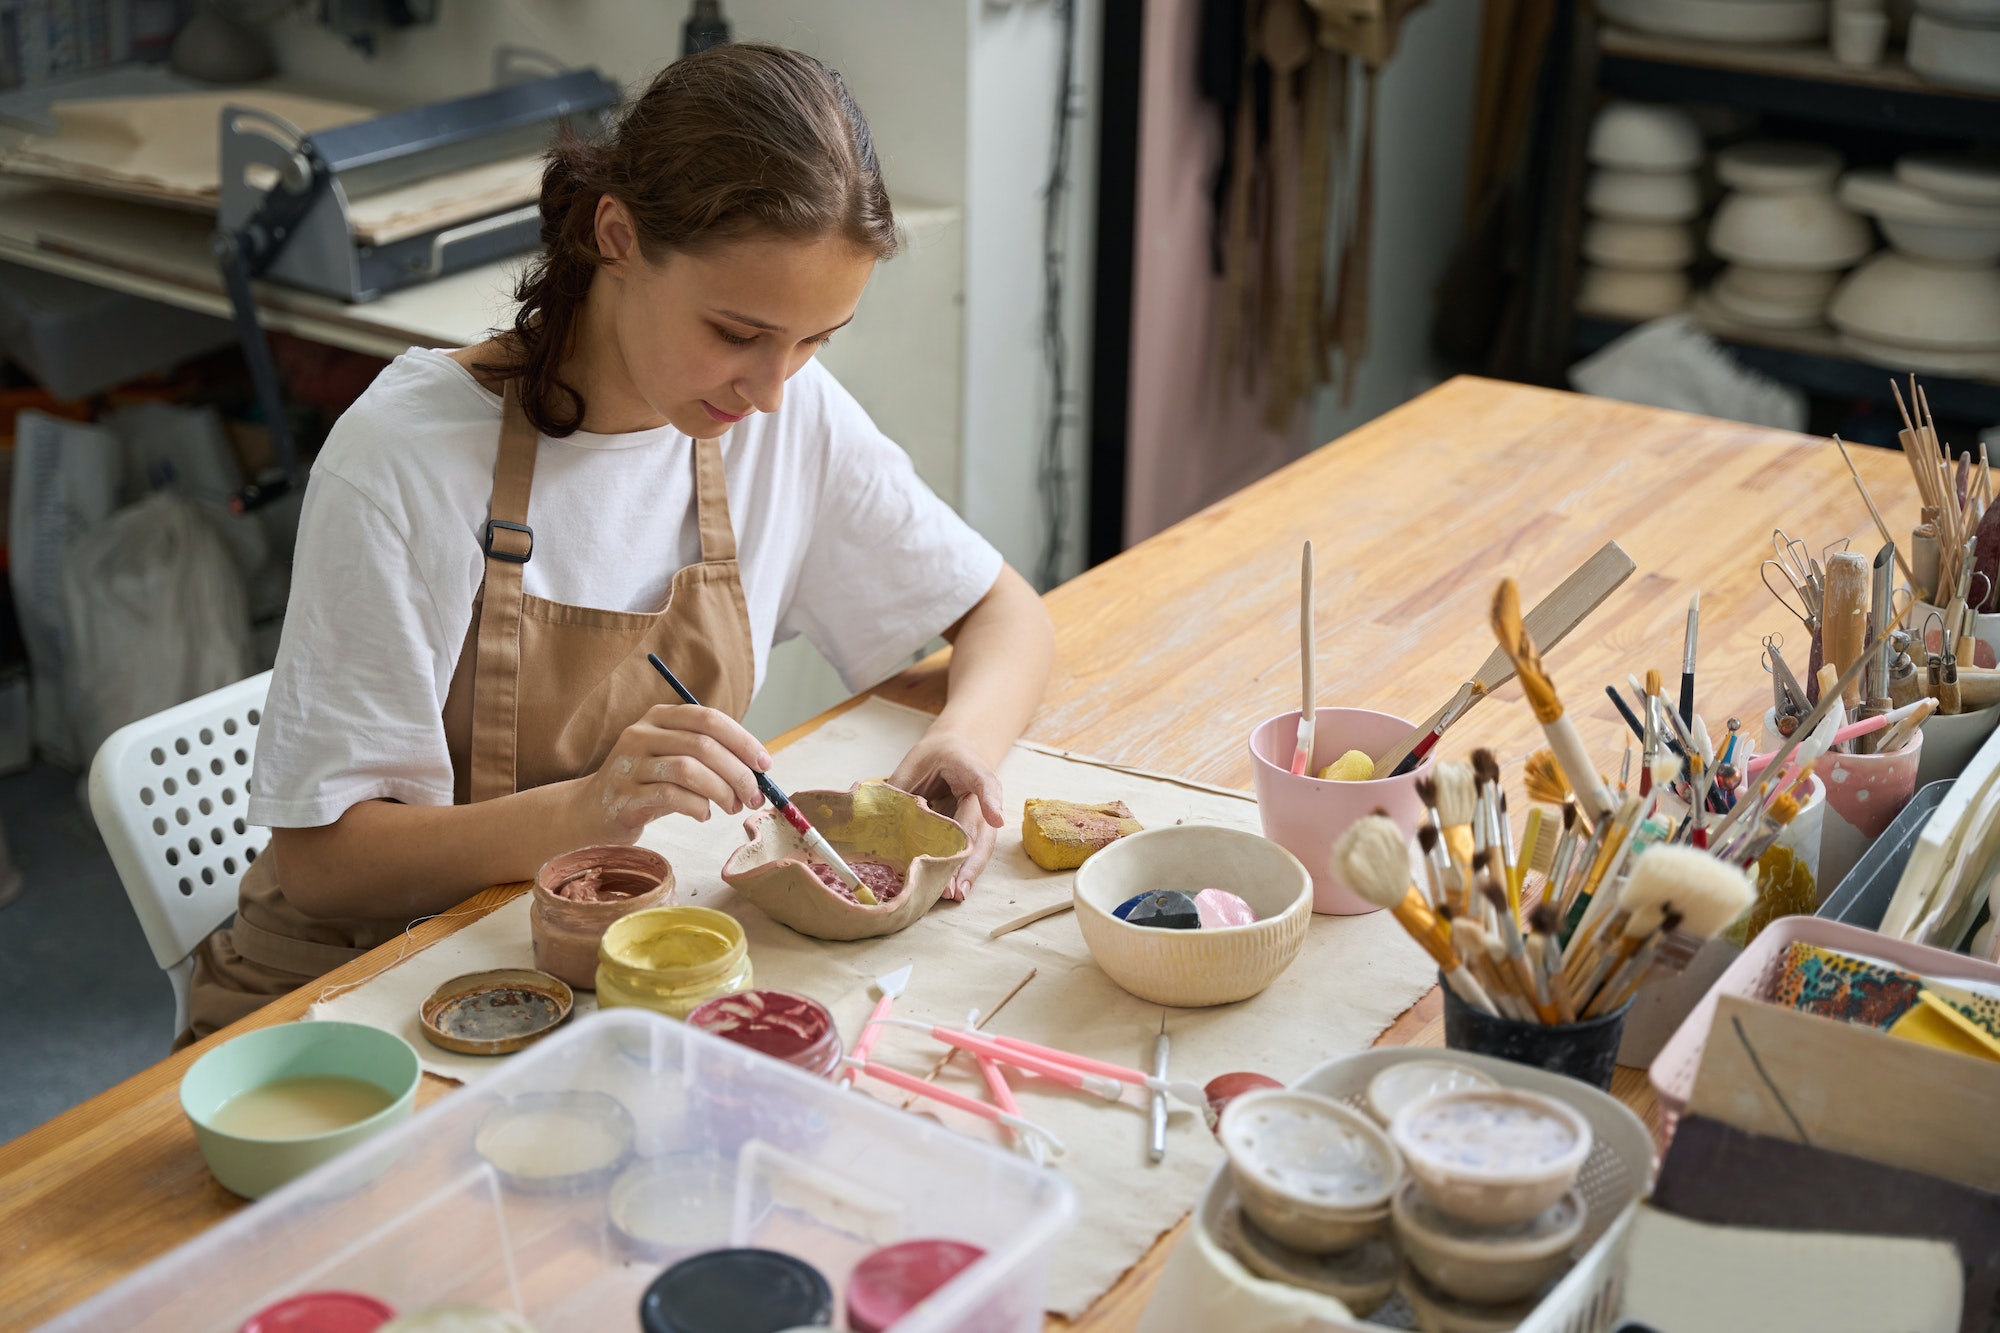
[182,387,756,1043]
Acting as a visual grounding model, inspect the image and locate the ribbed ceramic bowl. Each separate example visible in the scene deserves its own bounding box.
[722,781,970,941]
[1073,825,1311,1007]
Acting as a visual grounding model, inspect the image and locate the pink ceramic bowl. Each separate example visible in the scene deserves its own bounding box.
[1248,708,1432,915]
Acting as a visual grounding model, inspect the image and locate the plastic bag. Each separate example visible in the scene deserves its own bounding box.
[1569,313,1807,433]
[60,492,252,766]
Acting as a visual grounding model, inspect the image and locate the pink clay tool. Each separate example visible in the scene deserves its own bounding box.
[894,1022,1209,1109]
[872,1019,1125,1100]
[842,1056,1065,1156]
[1293,540,1316,775]
[647,652,874,903]
[841,964,913,1089]
[976,1056,1045,1165]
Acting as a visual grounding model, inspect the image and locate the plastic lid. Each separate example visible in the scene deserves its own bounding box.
[639,1249,832,1333]
[240,1292,396,1333]
[846,1239,986,1333]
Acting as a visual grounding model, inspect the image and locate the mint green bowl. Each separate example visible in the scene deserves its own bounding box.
[180,1021,420,1199]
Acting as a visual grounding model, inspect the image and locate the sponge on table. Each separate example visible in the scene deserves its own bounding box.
[1022,798,1143,871]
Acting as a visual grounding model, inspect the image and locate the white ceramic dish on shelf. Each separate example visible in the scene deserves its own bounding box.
[1709,188,1872,270]
[1582,219,1695,270]
[1898,153,2000,207]
[1839,167,2000,264]
[1587,101,1702,173]
[1837,329,2000,377]
[1909,0,2000,25]
[1598,0,1828,42]
[1721,264,1839,304]
[1577,266,1689,321]
[1710,276,1827,330]
[1716,140,1842,194]
[1909,13,2000,92]
[1586,169,1702,222]
[1830,251,2000,350]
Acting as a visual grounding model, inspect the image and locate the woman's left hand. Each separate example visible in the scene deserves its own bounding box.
[887,730,1006,900]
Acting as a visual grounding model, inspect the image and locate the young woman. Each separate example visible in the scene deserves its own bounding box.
[183,45,1054,1041]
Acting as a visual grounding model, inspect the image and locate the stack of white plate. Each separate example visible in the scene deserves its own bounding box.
[1704,141,1872,329]
[1909,0,2000,93]
[1578,103,1702,322]
[1830,153,2000,375]
[1598,0,1829,43]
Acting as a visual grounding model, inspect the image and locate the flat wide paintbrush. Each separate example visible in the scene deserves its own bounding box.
[1335,814,1497,1015]
[1375,541,1637,776]
[1490,578,1616,826]
[646,652,877,904]
[1293,540,1315,775]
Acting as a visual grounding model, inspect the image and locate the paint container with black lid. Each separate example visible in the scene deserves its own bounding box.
[639,1249,832,1333]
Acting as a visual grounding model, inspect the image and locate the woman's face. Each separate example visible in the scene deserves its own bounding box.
[589,196,877,438]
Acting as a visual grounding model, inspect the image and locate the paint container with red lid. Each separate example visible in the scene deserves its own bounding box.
[686,990,842,1078]
[846,1239,987,1333]
[638,1248,833,1333]
[239,1291,395,1333]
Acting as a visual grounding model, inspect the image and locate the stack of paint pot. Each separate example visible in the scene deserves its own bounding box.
[1578,102,1703,323]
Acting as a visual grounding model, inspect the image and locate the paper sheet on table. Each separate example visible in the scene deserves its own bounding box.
[310,698,1437,1317]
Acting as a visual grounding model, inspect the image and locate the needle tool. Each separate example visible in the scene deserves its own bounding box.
[647,651,875,903]
[1293,540,1316,775]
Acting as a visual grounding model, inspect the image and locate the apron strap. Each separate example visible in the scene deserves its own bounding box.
[469,384,540,802]
[694,437,738,564]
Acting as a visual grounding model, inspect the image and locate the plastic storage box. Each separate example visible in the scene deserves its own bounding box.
[42,1010,1077,1333]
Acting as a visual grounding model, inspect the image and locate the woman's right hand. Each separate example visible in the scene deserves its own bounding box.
[573,704,770,843]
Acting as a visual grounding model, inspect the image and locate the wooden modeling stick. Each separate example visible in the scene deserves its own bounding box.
[1375,541,1636,775]
[1821,550,1871,712]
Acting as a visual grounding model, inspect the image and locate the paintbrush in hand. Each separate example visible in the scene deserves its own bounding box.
[647,652,876,904]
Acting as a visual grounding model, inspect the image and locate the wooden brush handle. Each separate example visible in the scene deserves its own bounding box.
[1822,551,1871,710]
[1299,540,1315,725]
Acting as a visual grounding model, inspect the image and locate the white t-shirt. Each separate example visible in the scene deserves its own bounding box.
[249,348,1002,829]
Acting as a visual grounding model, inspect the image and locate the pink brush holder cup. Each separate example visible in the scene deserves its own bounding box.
[1248,708,1433,915]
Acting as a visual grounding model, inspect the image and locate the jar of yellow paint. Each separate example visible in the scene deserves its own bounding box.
[595,906,753,1019]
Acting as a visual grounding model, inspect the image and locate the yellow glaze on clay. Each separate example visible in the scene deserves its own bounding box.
[595,906,752,1018]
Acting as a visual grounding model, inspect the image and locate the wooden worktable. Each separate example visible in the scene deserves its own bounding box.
[0,378,1913,1331]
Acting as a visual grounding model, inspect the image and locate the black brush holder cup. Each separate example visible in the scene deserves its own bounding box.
[1439,970,1632,1090]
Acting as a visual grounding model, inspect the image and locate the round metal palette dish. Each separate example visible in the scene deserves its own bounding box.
[420,968,574,1055]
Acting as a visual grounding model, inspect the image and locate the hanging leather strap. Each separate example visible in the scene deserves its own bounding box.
[469,384,540,801]
[692,437,737,564]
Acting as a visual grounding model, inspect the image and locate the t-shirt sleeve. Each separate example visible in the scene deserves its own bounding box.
[780,377,1004,691]
[248,470,458,828]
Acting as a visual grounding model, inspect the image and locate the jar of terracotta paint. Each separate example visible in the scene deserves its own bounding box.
[595,906,752,1019]
[686,990,843,1078]
[530,846,675,988]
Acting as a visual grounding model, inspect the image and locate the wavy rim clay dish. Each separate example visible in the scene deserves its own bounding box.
[419,968,575,1055]
[722,781,970,941]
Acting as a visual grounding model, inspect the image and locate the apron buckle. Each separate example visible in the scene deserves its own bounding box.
[483,518,534,563]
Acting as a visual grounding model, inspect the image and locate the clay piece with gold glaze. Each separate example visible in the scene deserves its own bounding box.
[722,782,971,941]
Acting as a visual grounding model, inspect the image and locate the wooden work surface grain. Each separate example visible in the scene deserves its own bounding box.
[0,377,1913,1331]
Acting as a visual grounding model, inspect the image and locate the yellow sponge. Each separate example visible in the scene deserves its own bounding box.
[1317,750,1376,782]
[1022,798,1143,871]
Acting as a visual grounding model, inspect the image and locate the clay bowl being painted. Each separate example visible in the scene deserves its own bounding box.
[722,781,970,941]
[1249,708,1431,914]
[1074,824,1312,1007]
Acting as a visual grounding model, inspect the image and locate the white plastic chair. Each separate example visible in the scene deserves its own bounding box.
[87,671,273,1037]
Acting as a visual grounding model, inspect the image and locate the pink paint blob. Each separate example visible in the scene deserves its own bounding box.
[806,858,906,904]
[1194,888,1257,928]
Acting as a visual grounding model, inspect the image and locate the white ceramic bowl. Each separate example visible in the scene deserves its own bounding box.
[1576,265,1689,321]
[1722,264,1840,303]
[1830,250,2000,349]
[1709,282,1826,330]
[1836,329,2000,376]
[1913,0,2000,22]
[1364,1060,1497,1128]
[1898,152,2000,207]
[1397,1265,1542,1333]
[1586,101,1702,173]
[1220,1088,1402,1254]
[1716,140,1843,194]
[1073,825,1311,1007]
[1587,168,1701,222]
[1838,167,2000,264]
[1709,188,1874,269]
[1582,218,1695,270]
[1597,0,1828,42]
[1910,13,2000,92]
[1390,1087,1593,1228]
[1391,1179,1586,1305]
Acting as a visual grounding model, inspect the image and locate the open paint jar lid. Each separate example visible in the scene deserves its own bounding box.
[475,1090,634,1194]
[239,1292,396,1333]
[845,1239,986,1333]
[639,1249,832,1333]
[686,990,843,1078]
[420,969,573,1056]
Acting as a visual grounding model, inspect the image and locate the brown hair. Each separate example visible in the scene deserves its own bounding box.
[492,44,897,437]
